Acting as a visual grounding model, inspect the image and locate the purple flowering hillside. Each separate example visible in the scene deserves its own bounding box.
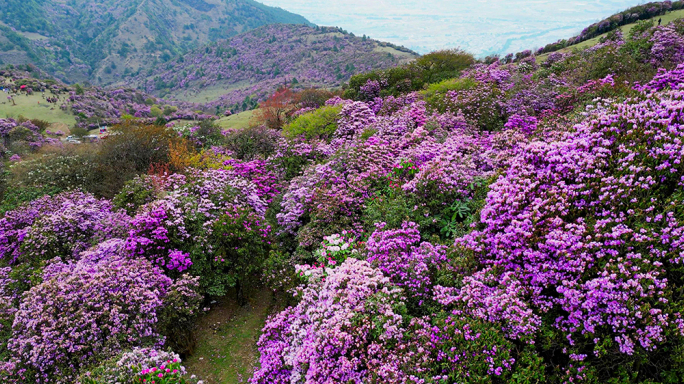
[2,8,684,384]
[134,24,417,112]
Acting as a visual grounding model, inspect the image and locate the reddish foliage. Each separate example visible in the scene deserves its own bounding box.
[253,87,296,129]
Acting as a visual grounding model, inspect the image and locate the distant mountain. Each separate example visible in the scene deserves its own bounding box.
[133,24,418,112]
[0,0,312,84]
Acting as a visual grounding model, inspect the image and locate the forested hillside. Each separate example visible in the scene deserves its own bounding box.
[0,0,311,84]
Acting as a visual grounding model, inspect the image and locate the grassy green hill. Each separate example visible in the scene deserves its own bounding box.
[216,110,255,130]
[0,92,76,127]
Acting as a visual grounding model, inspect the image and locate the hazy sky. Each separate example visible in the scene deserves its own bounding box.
[259,0,648,56]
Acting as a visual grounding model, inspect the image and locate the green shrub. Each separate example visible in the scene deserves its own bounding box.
[283,105,342,140]
[192,120,223,148]
[112,175,157,215]
[150,105,163,118]
[29,119,49,131]
[6,154,96,194]
[203,205,272,300]
[344,49,475,100]
[422,77,478,112]
[92,122,183,198]
[156,275,203,356]
[629,19,655,39]
[222,125,279,161]
[414,49,476,83]
[163,105,178,116]
[69,125,89,138]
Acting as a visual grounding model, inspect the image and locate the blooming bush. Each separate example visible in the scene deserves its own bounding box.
[251,258,408,384]
[5,255,172,383]
[125,169,271,296]
[458,86,684,378]
[0,191,130,264]
[77,348,202,384]
[365,222,448,309]
[313,231,359,268]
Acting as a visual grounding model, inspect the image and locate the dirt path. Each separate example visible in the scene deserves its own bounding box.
[185,287,275,384]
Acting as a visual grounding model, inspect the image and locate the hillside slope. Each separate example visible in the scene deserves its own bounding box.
[135,24,418,111]
[0,66,213,129]
[535,8,684,62]
[0,0,312,85]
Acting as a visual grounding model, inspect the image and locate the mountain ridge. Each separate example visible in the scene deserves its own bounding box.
[0,0,312,84]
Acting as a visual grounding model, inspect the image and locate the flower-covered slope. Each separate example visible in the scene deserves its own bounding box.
[2,13,684,384]
[135,24,417,112]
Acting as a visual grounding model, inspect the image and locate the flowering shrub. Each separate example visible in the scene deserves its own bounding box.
[636,63,684,92]
[458,86,684,378]
[444,74,505,130]
[125,169,272,296]
[137,360,191,384]
[313,231,359,268]
[365,222,448,309]
[404,314,545,383]
[77,348,202,384]
[332,100,377,144]
[5,255,172,383]
[503,114,537,134]
[649,21,684,65]
[251,258,408,384]
[0,191,130,264]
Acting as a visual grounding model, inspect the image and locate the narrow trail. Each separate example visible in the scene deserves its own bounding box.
[185,287,275,384]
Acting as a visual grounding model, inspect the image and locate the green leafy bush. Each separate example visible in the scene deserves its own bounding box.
[413,49,477,83]
[422,77,478,112]
[112,175,158,215]
[77,348,202,384]
[283,105,342,140]
[205,206,272,300]
[92,122,184,198]
[222,125,279,161]
[344,49,475,100]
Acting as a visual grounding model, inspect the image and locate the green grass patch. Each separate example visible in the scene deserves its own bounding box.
[283,105,341,140]
[215,109,255,130]
[184,287,274,384]
[0,86,76,126]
